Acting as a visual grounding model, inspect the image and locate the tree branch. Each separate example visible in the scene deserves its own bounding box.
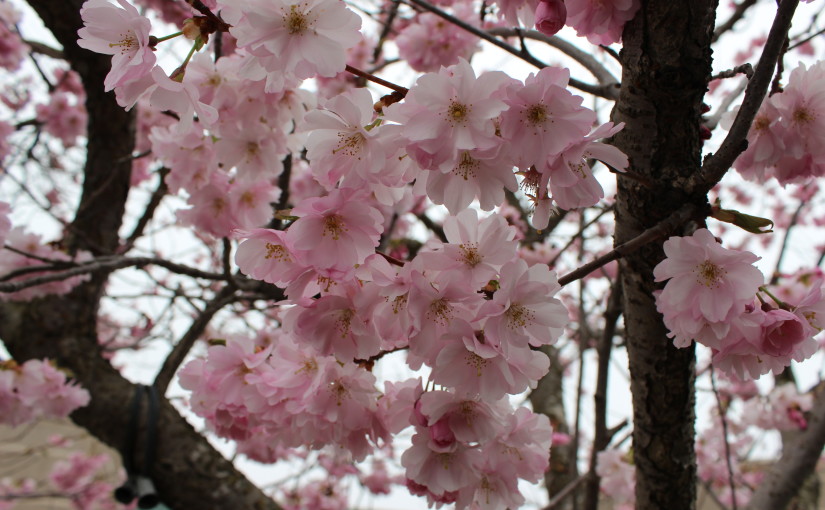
[0,256,232,293]
[692,0,801,193]
[558,203,701,286]
[400,0,617,99]
[154,286,238,393]
[744,384,825,510]
[486,27,620,91]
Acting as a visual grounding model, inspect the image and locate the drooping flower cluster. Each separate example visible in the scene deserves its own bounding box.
[0,358,91,427]
[654,228,824,379]
[730,61,825,185]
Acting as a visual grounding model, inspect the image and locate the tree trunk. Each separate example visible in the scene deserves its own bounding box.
[611,2,718,508]
[0,1,283,508]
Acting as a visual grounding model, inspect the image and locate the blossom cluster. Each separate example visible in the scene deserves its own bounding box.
[731,61,825,185]
[0,227,92,302]
[0,359,91,427]
[68,0,637,504]
[654,228,825,379]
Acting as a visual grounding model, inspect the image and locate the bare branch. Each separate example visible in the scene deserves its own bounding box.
[583,277,623,510]
[486,27,620,90]
[713,0,759,42]
[0,256,231,293]
[744,384,825,510]
[399,0,617,99]
[692,0,801,193]
[558,203,702,287]
[154,286,238,393]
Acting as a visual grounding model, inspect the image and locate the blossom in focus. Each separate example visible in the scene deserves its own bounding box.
[654,228,763,325]
[77,0,157,91]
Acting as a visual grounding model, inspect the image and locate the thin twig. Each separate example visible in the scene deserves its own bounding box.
[543,472,594,510]
[710,365,739,510]
[558,203,701,286]
[345,64,408,94]
[583,277,623,510]
[770,198,805,284]
[153,286,238,393]
[713,0,759,42]
[0,256,231,293]
[122,168,169,253]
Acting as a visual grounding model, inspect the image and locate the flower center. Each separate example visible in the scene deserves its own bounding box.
[336,309,354,338]
[453,151,479,180]
[525,103,548,126]
[458,242,482,267]
[322,214,347,240]
[506,303,535,329]
[446,100,471,125]
[695,260,726,288]
[333,132,366,157]
[793,107,815,125]
[109,32,138,55]
[264,242,291,262]
[427,298,454,326]
[465,352,488,376]
[285,5,310,35]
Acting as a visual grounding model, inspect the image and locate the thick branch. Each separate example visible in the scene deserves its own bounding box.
[745,385,825,510]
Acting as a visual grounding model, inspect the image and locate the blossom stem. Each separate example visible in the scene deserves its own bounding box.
[344,65,408,95]
[154,31,184,44]
[759,285,789,309]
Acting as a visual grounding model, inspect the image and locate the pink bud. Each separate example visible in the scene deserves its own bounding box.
[535,0,567,37]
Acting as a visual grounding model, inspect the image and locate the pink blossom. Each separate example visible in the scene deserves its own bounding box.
[77,0,157,91]
[36,92,87,147]
[386,59,515,170]
[221,0,361,81]
[287,188,384,270]
[566,0,640,45]
[499,66,595,170]
[654,228,763,325]
[417,146,518,214]
[0,4,26,71]
[760,308,810,357]
[396,6,480,73]
[235,228,308,287]
[596,449,635,507]
[545,121,627,210]
[418,209,518,291]
[115,66,218,133]
[304,88,387,189]
[402,430,483,496]
[535,0,567,36]
[478,258,568,351]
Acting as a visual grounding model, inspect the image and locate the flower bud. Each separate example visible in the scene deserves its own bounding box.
[535,0,567,37]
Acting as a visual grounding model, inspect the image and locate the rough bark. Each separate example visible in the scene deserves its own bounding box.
[0,1,283,508]
[610,2,718,509]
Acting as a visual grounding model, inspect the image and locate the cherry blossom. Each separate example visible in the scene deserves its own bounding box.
[77,0,157,91]
[535,0,567,37]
